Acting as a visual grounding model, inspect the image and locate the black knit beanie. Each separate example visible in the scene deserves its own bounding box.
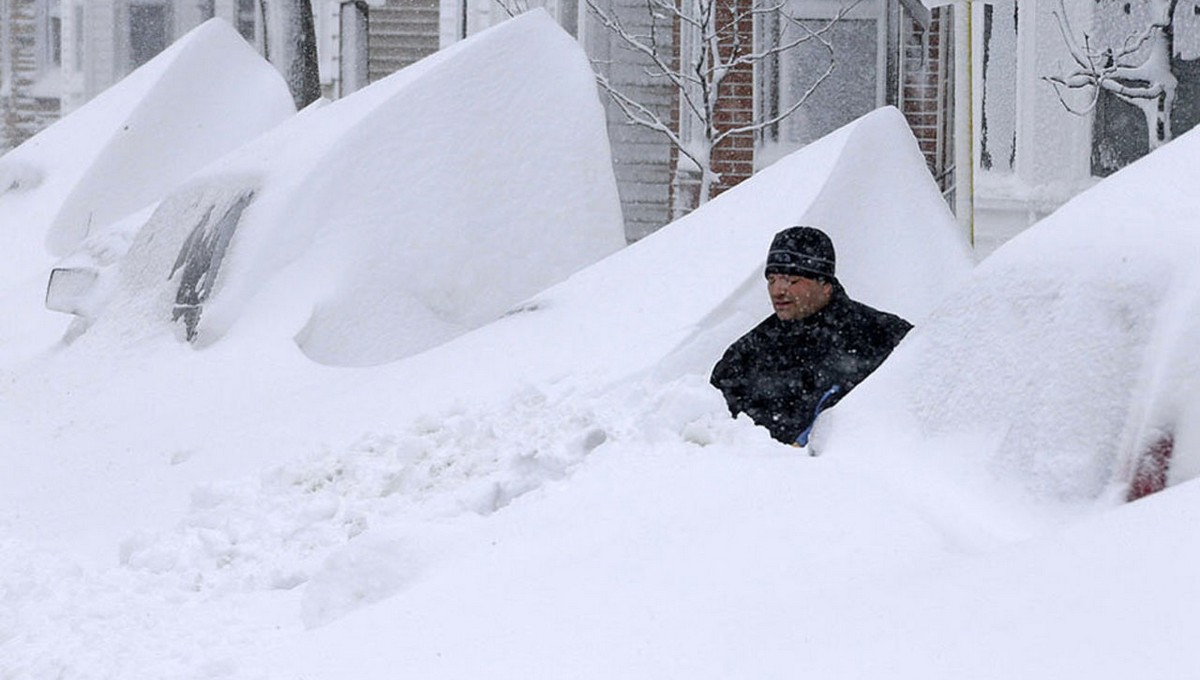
[764,226,836,281]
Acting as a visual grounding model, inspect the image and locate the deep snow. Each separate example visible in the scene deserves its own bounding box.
[3,11,1199,680]
[83,11,624,367]
[822,122,1200,503]
[0,19,294,366]
[0,19,294,287]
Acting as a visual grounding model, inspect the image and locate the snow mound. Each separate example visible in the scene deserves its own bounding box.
[0,106,967,567]
[0,19,294,288]
[83,9,624,366]
[76,377,744,634]
[401,105,972,394]
[822,122,1200,502]
[116,387,609,595]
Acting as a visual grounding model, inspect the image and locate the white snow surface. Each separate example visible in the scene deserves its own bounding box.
[3,15,1199,678]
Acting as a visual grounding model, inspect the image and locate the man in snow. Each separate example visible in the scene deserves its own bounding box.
[710,226,912,445]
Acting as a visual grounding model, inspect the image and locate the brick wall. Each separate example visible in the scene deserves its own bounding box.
[708,0,754,197]
[898,6,953,194]
[668,0,756,214]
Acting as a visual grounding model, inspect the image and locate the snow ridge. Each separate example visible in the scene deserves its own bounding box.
[0,376,750,678]
[118,387,607,594]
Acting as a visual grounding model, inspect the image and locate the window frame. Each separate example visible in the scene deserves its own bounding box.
[754,0,888,160]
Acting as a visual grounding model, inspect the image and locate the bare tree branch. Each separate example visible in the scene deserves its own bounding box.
[1044,0,1179,149]
[584,0,854,207]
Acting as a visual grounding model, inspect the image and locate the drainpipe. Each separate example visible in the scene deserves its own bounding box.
[954,0,974,245]
[921,0,976,246]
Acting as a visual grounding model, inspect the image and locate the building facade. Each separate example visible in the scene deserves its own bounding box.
[1,0,63,150]
[0,0,376,150]
[969,0,1200,250]
[14,0,1183,249]
[0,0,954,241]
[436,0,954,239]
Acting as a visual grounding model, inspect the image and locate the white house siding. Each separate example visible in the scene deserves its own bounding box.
[369,0,439,80]
[580,0,673,241]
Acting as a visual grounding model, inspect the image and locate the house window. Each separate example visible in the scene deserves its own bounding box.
[130,1,172,69]
[1089,0,1200,176]
[757,0,884,163]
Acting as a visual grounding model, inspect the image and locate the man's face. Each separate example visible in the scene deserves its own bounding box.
[767,273,833,321]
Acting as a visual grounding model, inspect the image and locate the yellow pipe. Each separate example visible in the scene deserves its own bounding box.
[967,0,975,246]
[950,0,976,247]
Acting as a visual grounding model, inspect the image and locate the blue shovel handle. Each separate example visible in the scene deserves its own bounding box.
[795,384,842,447]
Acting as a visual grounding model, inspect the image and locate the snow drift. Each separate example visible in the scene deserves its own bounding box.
[821,120,1200,503]
[0,104,968,568]
[73,9,624,367]
[0,19,294,287]
[394,105,973,392]
[10,61,1200,677]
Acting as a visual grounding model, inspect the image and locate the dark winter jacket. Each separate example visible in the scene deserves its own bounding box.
[710,284,912,444]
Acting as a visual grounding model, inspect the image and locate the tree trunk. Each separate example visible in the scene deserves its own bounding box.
[1153,91,1172,147]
